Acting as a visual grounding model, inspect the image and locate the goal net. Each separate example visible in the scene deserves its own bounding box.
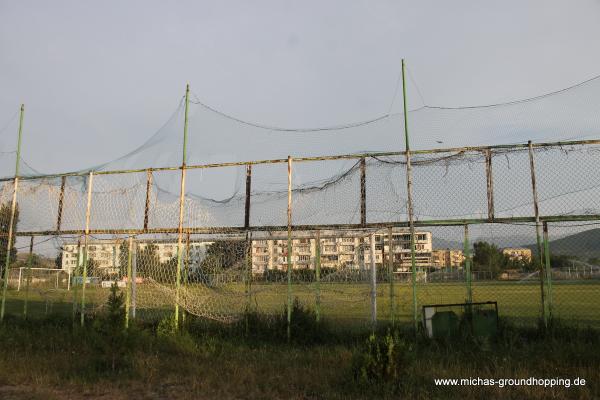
[11,267,70,291]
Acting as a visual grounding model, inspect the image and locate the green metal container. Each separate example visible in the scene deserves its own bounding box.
[431,311,460,338]
[472,309,498,337]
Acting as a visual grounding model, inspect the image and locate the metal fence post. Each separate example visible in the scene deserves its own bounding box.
[245,232,252,311]
[528,140,547,325]
[131,240,137,319]
[401,60,419,331]
[464,224,472,303]
[370,232,377,330]
[56,176,66,232]
[485,148,495,221]
[174,84,190,329]
[286,155,293,341]
[360,158,366,227]
[125,236,133,328]
[23,236,33,318]
[72,240,81,324]
[314,230,321,323]
[244,164,252,315]
[0,177,20,322]
[0,104,24,322]
[81,171,94,327]
[543,222,553,320]
[388,227,395,325]
[143,169,153,231]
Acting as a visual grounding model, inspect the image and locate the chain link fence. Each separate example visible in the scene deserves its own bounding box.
[0,140,599,330]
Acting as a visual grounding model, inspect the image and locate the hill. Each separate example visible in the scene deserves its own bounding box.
[524,228,600,260]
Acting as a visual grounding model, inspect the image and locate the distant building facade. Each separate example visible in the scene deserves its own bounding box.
[251,229,432,274]
[431,249,465,269]
[61,241,212,276]
[502,248,532,262]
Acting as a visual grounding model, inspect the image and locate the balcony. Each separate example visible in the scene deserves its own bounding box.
[295,246,311,254]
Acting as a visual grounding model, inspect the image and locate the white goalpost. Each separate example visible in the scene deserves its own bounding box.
[15,268,71,291]
[394,270,428,283]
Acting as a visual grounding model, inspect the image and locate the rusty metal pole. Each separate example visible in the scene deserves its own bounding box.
[401,59,419,331]
[143,169,153,231]
[360,158,366,227]
[56,176,66,232]
[174,84,190,329]
[485,149,495,221]
[528,140,546,325]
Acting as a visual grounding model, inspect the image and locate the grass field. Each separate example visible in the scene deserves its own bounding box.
[3,280,599,327]
[0,311,598,399]
[0,281,598,399]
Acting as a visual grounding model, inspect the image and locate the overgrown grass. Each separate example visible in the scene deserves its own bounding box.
[0,301,598,399]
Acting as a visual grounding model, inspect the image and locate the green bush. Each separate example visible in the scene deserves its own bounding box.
[90,283,133,373]
[352,330,411,392]
[156,315,177,338]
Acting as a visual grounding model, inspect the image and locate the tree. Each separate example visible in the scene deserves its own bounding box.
[587,257,600,266]
[199,240,248,272]
[472,241,509,278]
[55,252,63,269]
[157,256,178,284]
[0,202,19,276]
[86,258,100,278]
[136,243,160,278]
[118,240,130,275]
[92,283,129,372]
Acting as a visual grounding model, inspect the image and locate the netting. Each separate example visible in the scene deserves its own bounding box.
[2,75,600,328]
[0,140,599,327]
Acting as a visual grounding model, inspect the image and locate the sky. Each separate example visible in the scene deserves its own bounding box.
[2,0,600,177]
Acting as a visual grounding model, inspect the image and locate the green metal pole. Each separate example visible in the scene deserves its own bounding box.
[14,105,24,177]
[543,222,553,321]
[125,236,133,329]
[174,84,190,329]
[1,104,24,322]
[23,236,33,318]
[464,224,472,303]
[369,232,377,330]
[314,230,321,323]
[81,172,94,327]
[401,60,419,331]
[388,227,395,326]
[287,156,293,341]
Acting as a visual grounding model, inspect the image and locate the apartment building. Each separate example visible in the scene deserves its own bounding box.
[251,230,432,274]
[502,248,532,262]
[431,249,465,269]
[61,241,212,275]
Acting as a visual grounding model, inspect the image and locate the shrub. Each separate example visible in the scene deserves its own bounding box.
[91,283,132,373]
[156,315,178,338]
[352,330,410,391]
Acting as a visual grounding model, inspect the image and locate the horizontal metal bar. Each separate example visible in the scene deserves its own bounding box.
[12,213,600,237]
[3,137,600,183]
